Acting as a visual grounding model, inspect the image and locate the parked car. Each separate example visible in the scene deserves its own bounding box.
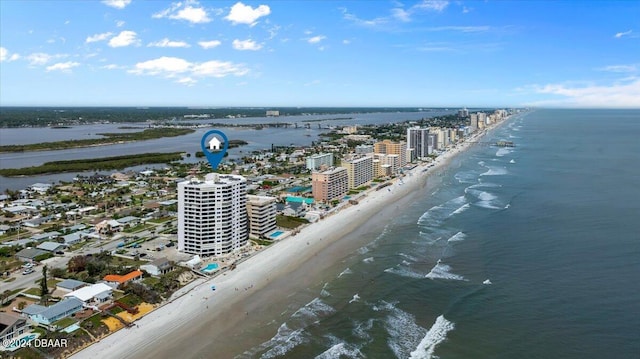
[22,268,35,275]
[22,263,34,269]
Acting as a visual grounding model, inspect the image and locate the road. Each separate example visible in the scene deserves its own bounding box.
[2,239,123,293]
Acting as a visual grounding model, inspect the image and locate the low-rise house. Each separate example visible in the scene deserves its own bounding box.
[64,283,113,305]
[29,231,61,242]
[22,215,54,228]
[15,248,49,262]
[22,298,84,326]
[116,216,140,227]
[95,219,121,234]
[4,206,36,216]
[61,232,83,245]
[103,270,143,288]
[140,257,173,276]
[30,183,52,193]
[0,312,31,345]
[56,279,88,293]
[36,241,65,253]
[0,224,11,235]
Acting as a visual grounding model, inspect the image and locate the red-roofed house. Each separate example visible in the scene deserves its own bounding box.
[103,270,143,288]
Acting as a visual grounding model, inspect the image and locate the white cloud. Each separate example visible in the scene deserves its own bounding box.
[391,8,411,22]
[342,1,448,27]
[415,0,449,12]
[102,64,125,70]
[129,56,249,83]
[232,39,262,51]
[102,0,132,9]
[116,20,125,27]
[198,40,222,49]
[307,35,326,44]
[177,77,197,86]
[192,60,249,77]
[225,2,270,26]
[342,39,351,45]
[26,52,66,66]
[108,31,140,47]
[46,61,80,72]
[462,6,471,14]
[599,64,638,73]
[86,32,113,43]
[148,38,190,48]
[0,47,18,62]
[528,77,640,108]
[130,57,191,76]
[614,30,632,38]
[341,8,388,27]
[153,1,211,24]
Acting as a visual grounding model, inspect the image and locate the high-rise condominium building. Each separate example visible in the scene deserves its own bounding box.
[178,174,248,257]
[312,167,348,202]
[306,153,334,171]
[373,140,407,167]
[246,195,277,238]
[407,127,430,160]
[341,156,373,189]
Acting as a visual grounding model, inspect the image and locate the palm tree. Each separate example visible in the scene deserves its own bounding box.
[40,265,49,305]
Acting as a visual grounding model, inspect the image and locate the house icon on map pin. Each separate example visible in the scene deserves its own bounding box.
[208,137,222,151]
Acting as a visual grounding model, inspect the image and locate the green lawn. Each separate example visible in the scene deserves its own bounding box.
[124,223,154,233]
[251,238,274,246]
[53,317,77,329]
[146,217,172,224]
[117,293,142,307]
[23,288,41,296]
[276,215,309,229]
[82,313,106,330]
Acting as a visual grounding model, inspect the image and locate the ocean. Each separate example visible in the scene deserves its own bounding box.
[237,109,640,359]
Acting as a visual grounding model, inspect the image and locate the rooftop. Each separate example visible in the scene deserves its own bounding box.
[104,270,143,284]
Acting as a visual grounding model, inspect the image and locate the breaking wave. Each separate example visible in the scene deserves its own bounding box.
[409,315,456,359]
[426,262,467,281]
[447,232,467,242]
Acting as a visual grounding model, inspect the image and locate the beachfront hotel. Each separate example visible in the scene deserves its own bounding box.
[341,155,373,189]
[407,127,430,161]
[177,174,248,257]
[373,140,407,166]
[311,167,348,202]
[246,195,277,238]
[305,153,334,171]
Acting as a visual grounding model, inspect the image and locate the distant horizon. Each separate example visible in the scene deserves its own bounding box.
[1,1,638,108]
[1,105,639,110]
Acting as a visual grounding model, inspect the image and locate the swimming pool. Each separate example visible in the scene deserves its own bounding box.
[286,196,314,204]
[201,263,219,273]
[269,230,284,238]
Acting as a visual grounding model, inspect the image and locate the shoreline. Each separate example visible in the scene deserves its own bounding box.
[69,118,510,359]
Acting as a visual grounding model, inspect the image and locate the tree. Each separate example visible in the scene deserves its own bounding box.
[18,301,27,310]
[68,255,88,273]
[0,290,10,305]
[40,265,49,305]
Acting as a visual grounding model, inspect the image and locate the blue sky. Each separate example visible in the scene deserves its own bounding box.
[0,0,638,108]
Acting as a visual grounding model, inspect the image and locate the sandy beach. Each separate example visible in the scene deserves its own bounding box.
[69,122,502,359]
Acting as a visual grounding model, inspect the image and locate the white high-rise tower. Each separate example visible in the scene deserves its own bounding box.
[178,173,248,257]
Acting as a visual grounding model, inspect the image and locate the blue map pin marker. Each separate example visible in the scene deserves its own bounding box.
[200,129,229,171]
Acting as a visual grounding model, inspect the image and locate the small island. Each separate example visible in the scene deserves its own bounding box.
[0,128,195,152]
